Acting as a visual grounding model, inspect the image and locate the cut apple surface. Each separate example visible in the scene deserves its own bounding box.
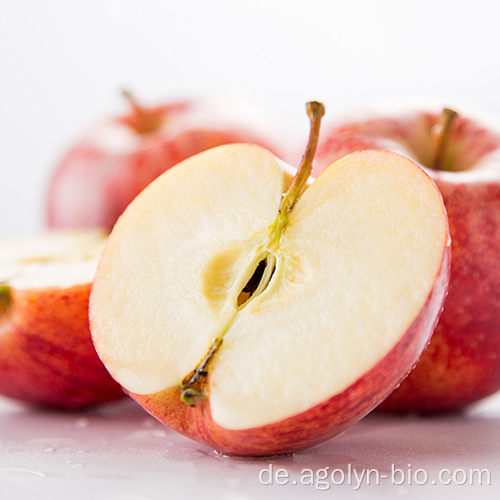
[0,230,105,289]
[90,104,450,456]
[0,229,125,410]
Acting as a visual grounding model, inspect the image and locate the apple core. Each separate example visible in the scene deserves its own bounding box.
[180,102,325,407]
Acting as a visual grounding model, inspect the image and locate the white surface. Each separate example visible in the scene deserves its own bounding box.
[0,394,499,499]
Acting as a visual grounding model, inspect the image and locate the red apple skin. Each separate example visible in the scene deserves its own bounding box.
[125,247,450,457]
[314,111,500,413]
[380,180,500,412]
[47,100,282,230]
[0,284,124,410]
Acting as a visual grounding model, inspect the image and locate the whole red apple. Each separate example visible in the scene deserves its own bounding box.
[313,105,500,413]
[0,229,124,410]
[47,92,284,230]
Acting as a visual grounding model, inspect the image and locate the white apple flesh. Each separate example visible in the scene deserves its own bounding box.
[0,230,125,410]
[90,103,450,456]
[314,106,500,412]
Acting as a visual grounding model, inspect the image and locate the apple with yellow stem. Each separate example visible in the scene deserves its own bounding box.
[47,91,284,230]
[0,229,125,410]
[89,102,450,456]
[314,105,500,413]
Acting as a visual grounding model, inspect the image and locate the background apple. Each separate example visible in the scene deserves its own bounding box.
[47,91,286,230]
[90,104,450,456]
[313,105,500,413]
[0,229,125,410]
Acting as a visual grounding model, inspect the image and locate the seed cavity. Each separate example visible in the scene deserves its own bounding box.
[181,250,277,406]
[237,254,276,308]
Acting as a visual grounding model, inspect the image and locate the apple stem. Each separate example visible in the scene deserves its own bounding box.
[122,89,163,134]
[266,101,325,249]
[433,107,459,171]
[281,101,325,216]
[0,284,11,317]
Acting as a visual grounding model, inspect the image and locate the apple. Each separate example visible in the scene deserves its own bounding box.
[89,102,450,457]
[47,91,285,230]
[313,105,500,413]
[0,229,125,410]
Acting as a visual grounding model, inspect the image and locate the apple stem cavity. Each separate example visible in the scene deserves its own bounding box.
[432,107,459,171]
[122,89,164,135]
[179,102,325,407]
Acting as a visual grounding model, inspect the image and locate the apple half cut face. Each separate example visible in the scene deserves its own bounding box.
[0,229,125,410]
[0,230,105,290]
[90,104,450,456]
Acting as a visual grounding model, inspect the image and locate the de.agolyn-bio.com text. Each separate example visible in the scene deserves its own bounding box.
[258,464,492,490]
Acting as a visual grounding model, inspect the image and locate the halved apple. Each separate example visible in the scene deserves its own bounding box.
[90,103,450,456]
[0,229,125,410]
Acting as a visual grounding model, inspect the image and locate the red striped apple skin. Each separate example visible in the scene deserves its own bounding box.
[0,284,124,410]
[127,246,450,457]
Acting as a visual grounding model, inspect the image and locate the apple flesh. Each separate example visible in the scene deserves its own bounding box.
[0,230,124,410]
[314,106,500,412]
[90,103,450,456]
[47,93,284,230]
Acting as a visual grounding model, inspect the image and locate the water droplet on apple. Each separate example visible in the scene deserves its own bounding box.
[212,449,232,459]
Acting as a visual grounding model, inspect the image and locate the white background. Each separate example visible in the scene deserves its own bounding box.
[1,3,500,499]
[2,0,500,238]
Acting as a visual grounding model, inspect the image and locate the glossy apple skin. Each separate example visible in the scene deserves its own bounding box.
[127,248,449,457]
[314,111,500,413]
[380,180,500,412]
[47,101,280,230]
[0,284,124,410]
